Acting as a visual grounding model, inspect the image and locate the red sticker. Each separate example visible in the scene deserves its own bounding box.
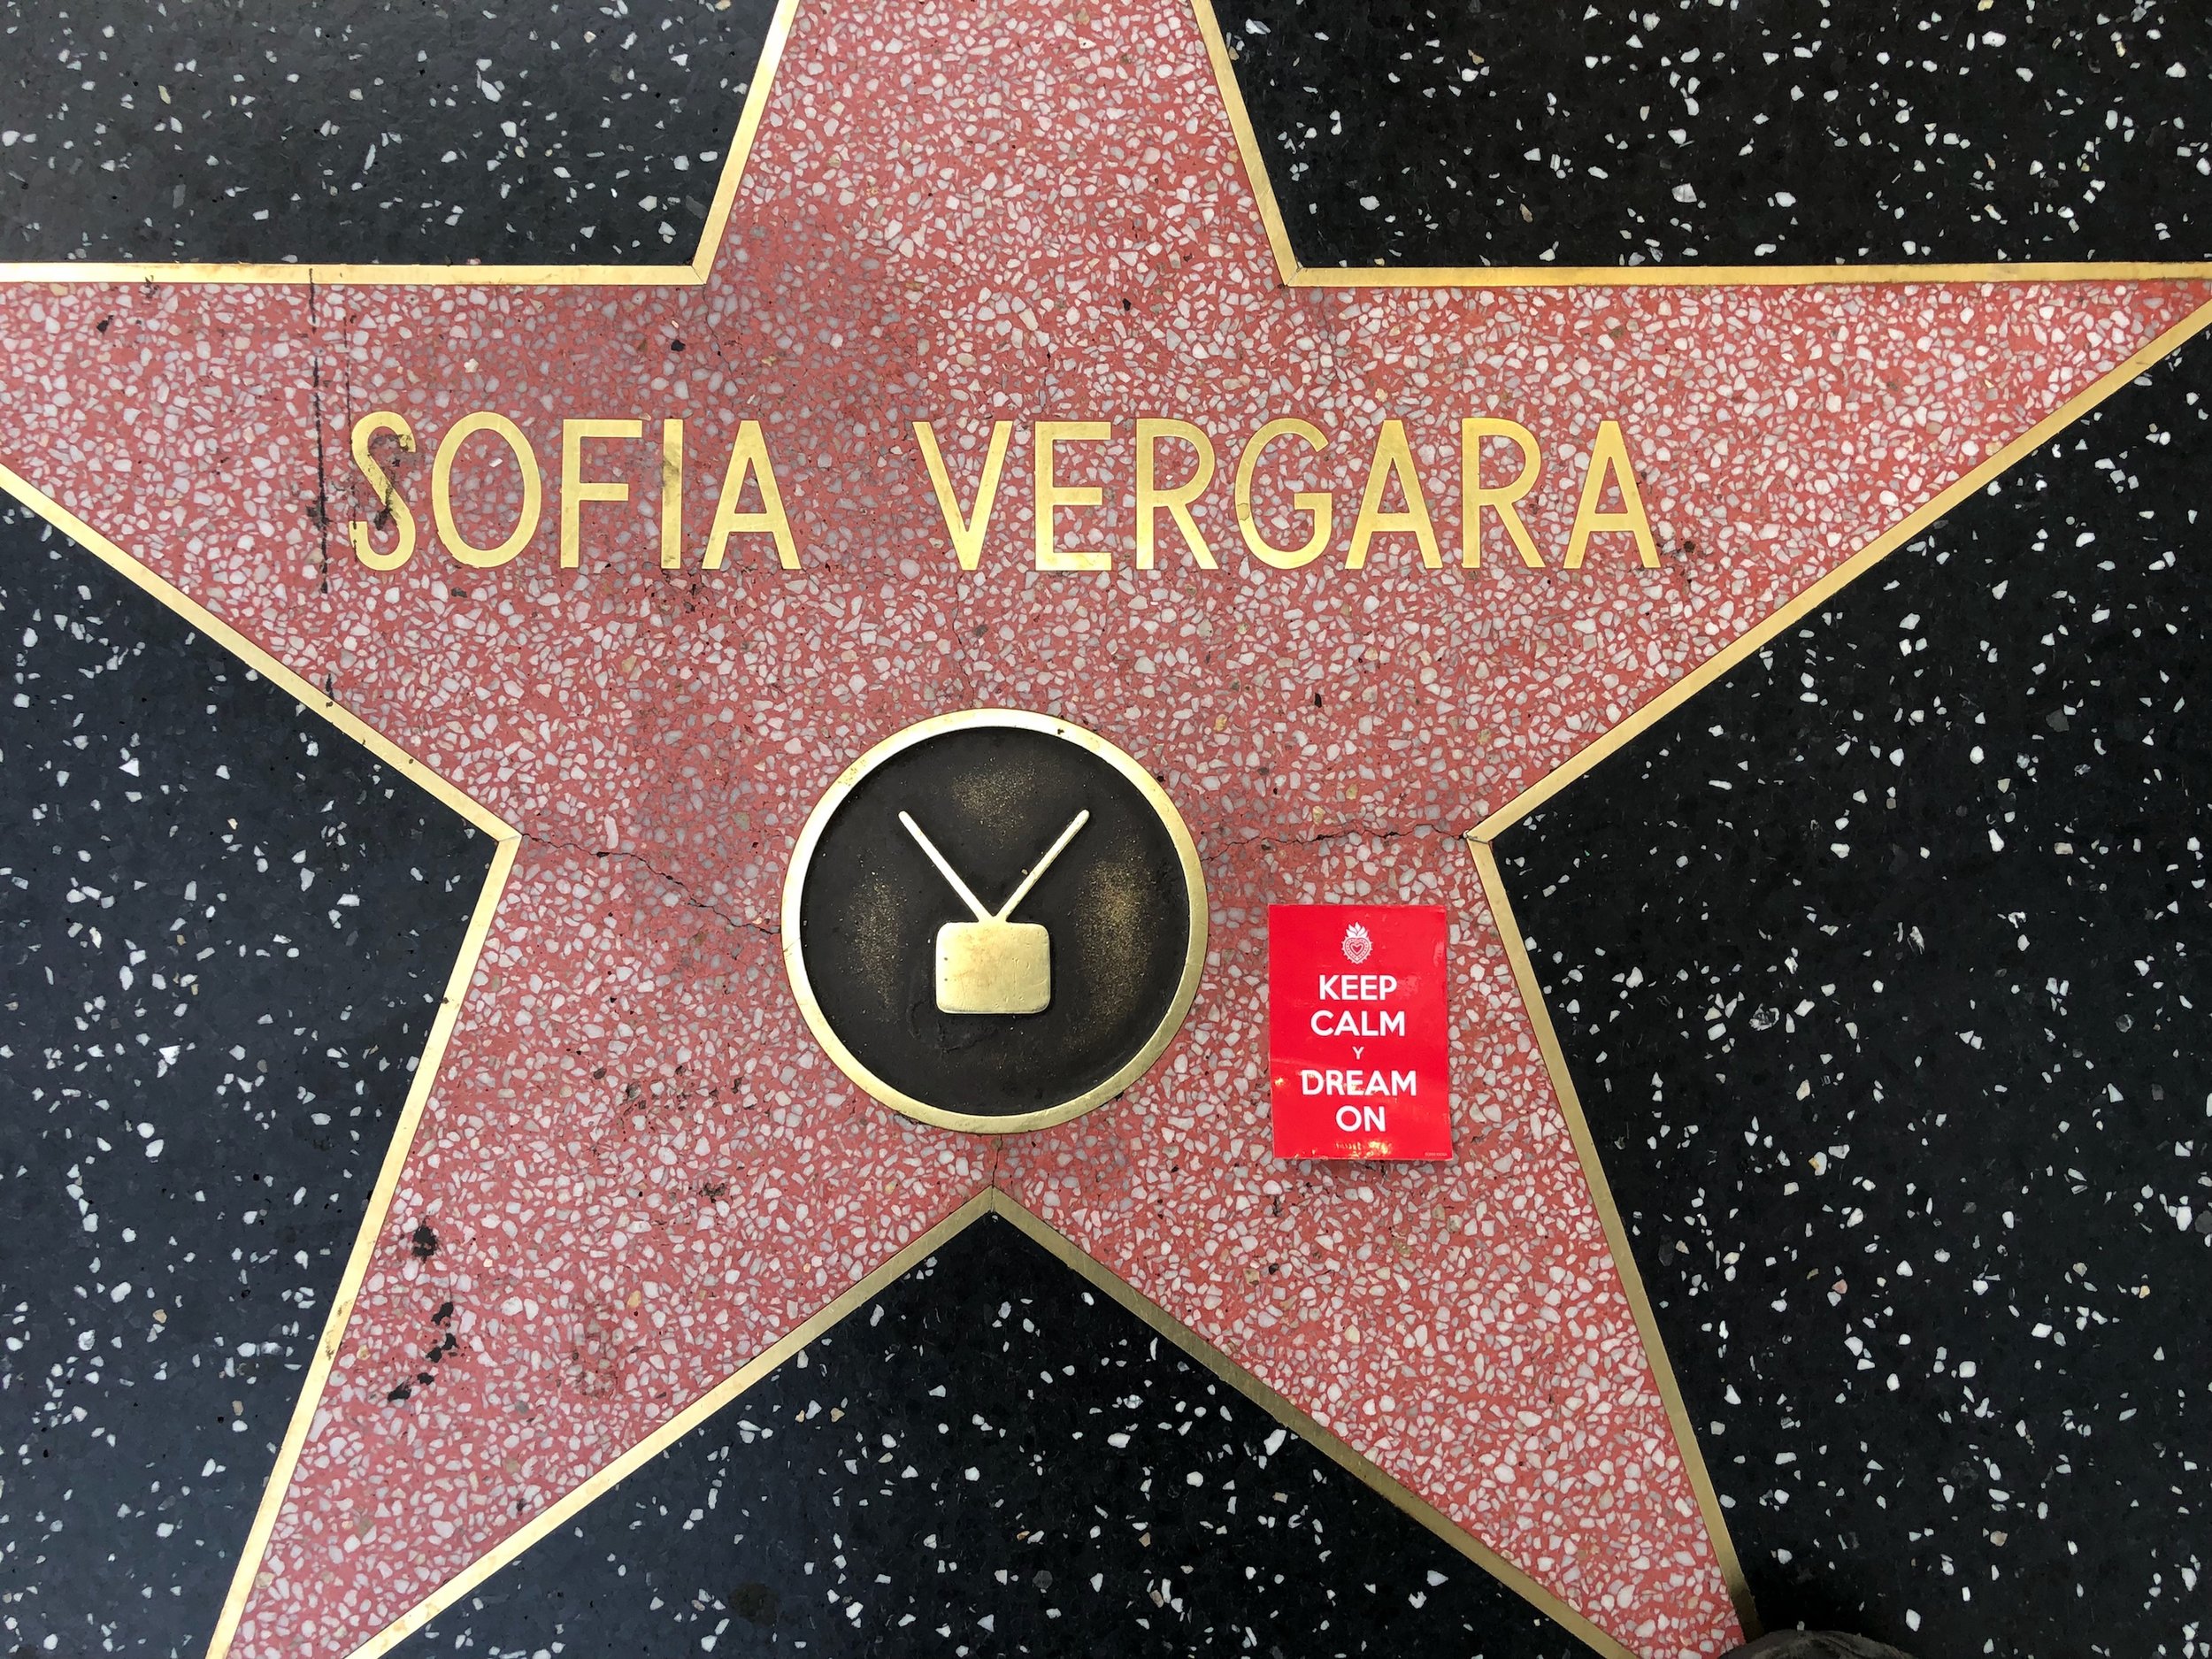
[1268,903,1452,1161]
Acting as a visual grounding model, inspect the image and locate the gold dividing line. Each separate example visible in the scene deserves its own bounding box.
[0,259,704,288]
[0,0,802,291]
[339,1191,1001,1659]
[1472,294,2212,842]
[1466,842,1756,1637]
[1188,0,1302,286]
[204,833,517,1659]
[0,464,526,1659]
[1287,259,2212,290]
[987,1194,1646,1659]
[688,0,803,284]
[1187,0,2208,292]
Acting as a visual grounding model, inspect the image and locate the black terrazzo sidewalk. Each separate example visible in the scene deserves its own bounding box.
[0,0,780,265]
[1216,0,2212,269]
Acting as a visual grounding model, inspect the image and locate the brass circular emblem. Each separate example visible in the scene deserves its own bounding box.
[781,709,1208,1133]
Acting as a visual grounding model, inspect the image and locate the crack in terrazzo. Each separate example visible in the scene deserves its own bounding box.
[523,827,779,941]
[307,357,333,596]
[942,574,991,710]
[1205,816,1466,854]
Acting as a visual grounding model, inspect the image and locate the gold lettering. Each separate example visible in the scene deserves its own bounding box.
[660,419,685,570]
[432,411,542,570]
[1033,419,1111,572]
[702,419,797,571]
[1235,418,1332,570]
[559,418,644,570]
[1563,419,1658,569]
[913,419,1012,572]
[1459,417,1545,569]
[1133,418,1217,571]
[1346,419,1440,570]
[347,411,417,572]
[371,408,1648,580]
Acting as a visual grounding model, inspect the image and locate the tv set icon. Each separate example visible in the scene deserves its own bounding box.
[933,918,1051,1015]
[900,808,1088,1017]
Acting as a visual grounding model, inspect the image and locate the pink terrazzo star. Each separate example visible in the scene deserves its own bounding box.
[0,3,2203,1655]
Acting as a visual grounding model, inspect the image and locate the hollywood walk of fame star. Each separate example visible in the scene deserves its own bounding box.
[0,2,2204,1655]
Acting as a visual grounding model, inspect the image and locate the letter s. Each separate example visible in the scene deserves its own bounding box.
[349,411,418,572]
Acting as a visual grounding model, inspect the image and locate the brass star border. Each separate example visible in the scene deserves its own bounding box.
[2,4,2208,1656]
[8,297,2207,1659]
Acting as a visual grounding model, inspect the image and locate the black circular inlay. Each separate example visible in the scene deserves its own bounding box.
[793,720,1195,1125]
